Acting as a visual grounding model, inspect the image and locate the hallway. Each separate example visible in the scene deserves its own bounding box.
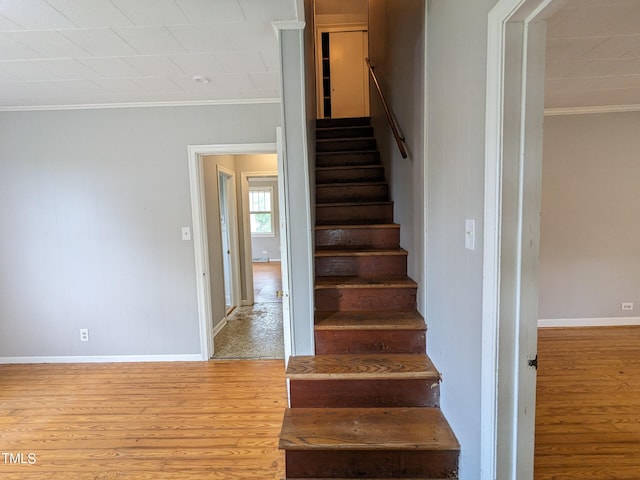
[212,263,284,360]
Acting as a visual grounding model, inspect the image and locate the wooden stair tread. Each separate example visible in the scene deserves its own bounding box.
[286,354,439,380]
[315,275,417,289]
[315,248,407,257]
[279,407,460,451]
[314,311,426,330]
[315,223,399,230]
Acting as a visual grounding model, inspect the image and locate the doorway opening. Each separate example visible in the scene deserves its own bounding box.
[187,142,290,361]
[314,0,369,119]
[217,167,240,315]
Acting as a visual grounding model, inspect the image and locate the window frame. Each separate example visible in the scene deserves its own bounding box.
[248,186,275,237]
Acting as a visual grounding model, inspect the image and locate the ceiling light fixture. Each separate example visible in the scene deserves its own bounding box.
[192,75,210,85]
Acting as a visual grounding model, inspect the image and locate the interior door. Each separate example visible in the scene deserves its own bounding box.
[218,172,233,313]
[325,30,369,118]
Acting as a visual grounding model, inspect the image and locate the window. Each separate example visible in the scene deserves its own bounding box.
[249,187,274,236]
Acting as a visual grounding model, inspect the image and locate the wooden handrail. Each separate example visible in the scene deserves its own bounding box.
[365,58,408,159]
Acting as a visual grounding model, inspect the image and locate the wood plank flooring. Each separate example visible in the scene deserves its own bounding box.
[0,360,287,480]
[535,326,640,480]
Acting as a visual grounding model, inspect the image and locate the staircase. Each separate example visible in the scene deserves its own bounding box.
[279,117,459,479]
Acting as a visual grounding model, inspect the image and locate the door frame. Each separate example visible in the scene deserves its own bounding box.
[482,0,561,477]
[216,165,242,314]
[239,170,279,306]
[187,140,286,360]
[315,24,370,118]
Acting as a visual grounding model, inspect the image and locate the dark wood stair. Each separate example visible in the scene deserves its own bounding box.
[279,117,459,479]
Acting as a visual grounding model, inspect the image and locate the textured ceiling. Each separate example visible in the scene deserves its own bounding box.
[545,0,640,110]
[0,0,297,110]
[1,1,638,112]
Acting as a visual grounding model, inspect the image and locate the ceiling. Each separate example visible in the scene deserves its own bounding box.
[1,0,638,112]
[545,0,640,111]
[0,0,297,110]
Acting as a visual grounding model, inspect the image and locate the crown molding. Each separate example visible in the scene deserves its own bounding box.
[544,103,640,116]
[0,98,280,113]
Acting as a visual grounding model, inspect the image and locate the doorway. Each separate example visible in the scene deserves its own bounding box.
[187,141,292,361]
[316,26,370,118]
[217,167,239,314]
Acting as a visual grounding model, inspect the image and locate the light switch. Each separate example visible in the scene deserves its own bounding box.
[181,227,191,241]
[465,219,476,251]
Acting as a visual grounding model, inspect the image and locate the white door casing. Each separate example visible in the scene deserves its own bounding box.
[482,0,560,478]
[187,141,292,361]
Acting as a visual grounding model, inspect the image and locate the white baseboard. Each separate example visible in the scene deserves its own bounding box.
[538,317,640,328]
[213,318,228,337]
[0,354,203,364]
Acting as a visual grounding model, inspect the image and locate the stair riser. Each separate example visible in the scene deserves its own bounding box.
[315,255,407,277]
[315,287,416,311]
[315,330,426,355]
[316,184,388,203]
[289,379,439,408]
[315,227,400,249]
[284,450,458,478]
[316,204,393,225]
[317,138,377,152]
[316,126,374,139]
[317,117,370,128]
[316,151,380,167]
[316,166,384,184]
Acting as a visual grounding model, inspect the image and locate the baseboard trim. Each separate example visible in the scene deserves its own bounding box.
[0,354,203,364]
[538,317,640,328]
[213,318,228,337]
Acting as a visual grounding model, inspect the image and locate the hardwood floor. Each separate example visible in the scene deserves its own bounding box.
[535,326,640,480]
[0,360,287,479]
[253,262,282,304]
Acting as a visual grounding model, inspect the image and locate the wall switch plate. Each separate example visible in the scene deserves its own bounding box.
[80,329,89,342]
[465,219,476,251]
[181,227,191,241]
[622,302,634,311]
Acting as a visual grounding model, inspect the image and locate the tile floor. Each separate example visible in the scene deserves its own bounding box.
[212,262,284,360]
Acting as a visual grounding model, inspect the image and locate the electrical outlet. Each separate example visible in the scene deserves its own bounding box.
[79,329,89,342]
[621,302,634,311]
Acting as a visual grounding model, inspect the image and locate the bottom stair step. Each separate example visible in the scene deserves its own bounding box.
[279,407,459,478]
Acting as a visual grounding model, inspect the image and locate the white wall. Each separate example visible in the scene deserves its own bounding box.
[540,112,640,320]
[368,0,426,312]
[0,103,280,360]
[427,0,499,478]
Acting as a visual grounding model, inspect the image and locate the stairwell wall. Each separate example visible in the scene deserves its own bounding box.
[368,0,427,313]
[427,1,500,478]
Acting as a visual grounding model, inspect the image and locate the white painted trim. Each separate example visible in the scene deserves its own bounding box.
[0,98,279,113]
[483,1,554,479]
[544,104,640,116]
[421,2,430,319]
[187,143,278,361]
[538,317,640,328]
[213,318,228,337]
[481,6,508,479]
[0,354,202,364]
[272,20,306,31]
